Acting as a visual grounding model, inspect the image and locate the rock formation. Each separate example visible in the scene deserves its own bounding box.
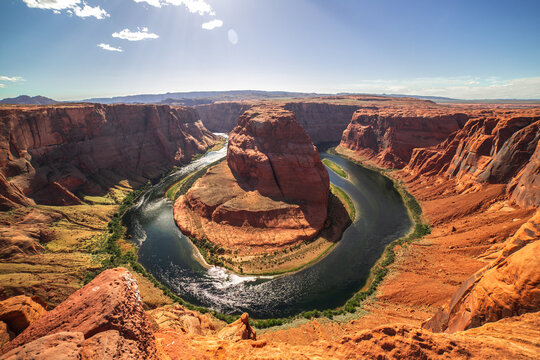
[1,267,157,359]
[0,296,46,337]
[217,313,256,341]
[424,211,540,333]
[405,108,540,206]
[0,104,216,208]
[339,102,468,168]
[174,106,329,253]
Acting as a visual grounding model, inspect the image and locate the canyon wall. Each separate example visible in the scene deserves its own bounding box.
[196,101,359,144]
[339,103,468,168]
[0,104,217,208]
[405,109,540,207]
[282,102,359,144]
[195,102,251,133]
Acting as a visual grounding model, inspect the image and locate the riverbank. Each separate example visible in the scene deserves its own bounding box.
[166,158,356,275]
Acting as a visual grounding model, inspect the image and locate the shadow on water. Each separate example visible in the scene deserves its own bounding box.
[125,138,412,318]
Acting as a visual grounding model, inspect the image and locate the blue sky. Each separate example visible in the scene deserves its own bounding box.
[1,0,539,100]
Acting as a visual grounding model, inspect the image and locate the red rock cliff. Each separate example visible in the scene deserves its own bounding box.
[339,103,468,168]
[174,106,329,253]
[405,108,540,207]
[0,104,217,208]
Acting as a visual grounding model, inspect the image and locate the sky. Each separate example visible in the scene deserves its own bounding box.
[1,0,539,100]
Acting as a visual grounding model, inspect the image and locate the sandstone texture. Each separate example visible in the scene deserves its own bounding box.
[1,268,157,359]
[424,211,540,333]
[0,104,216,208]
[148,303,218,336]
[0,295,46,336]
[174,106,329,253]
[340,102,468,168]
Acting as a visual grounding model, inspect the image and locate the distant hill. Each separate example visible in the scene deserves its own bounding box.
[0,95,58,105]
[82,90,326,104]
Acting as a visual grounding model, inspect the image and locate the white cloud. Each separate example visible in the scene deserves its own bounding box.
[112,27,159,41]
[0,76,24,82]
[0,75,24,89]
[201,19,223,30]
[22,0,109,19]
[98,43,123,52]
[344,76,540,99]
[133,0,215,16]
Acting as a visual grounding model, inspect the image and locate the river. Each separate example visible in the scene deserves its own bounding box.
[125,137,412,318]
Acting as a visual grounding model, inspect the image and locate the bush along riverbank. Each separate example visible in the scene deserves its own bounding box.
[87,147,430,329]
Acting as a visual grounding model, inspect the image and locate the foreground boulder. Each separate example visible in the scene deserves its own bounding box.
[174,106,329,253]
[1,268,157,359]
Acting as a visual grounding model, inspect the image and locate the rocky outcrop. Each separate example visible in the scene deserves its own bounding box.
[424,211,540,333]
[508,140,540,207]
[148,304,218,336]
[340,103,468,168]
[174,106,329,253]
[217,313,256,341]
[1,268,157,359]
[405,108,540,206]
[0,296,46,336]
[0,104,216,208]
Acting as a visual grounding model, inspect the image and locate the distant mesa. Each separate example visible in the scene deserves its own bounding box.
[0,95,57,105]
[173,105,330,254]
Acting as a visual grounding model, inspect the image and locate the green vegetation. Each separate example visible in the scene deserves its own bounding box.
[322,158,348,178]
[330,183,355,221]
[166,159,224,201]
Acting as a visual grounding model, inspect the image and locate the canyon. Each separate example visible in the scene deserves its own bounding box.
[0,97,538,359]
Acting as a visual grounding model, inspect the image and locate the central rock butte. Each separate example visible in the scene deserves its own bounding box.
[173,106,329,253]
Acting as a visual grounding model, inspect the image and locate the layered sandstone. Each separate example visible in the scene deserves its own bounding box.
[174,106,329,253]
[339,103,468,168]
[0,104,216,207]
[406,108,540,207]
[1,268,157,359]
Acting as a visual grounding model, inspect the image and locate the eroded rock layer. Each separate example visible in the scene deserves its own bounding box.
[405,108,540,207]
[174,106,329,253]
[339,102,468,168]
[0,104,216,208]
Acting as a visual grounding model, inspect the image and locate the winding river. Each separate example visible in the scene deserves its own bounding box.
[125,138,412,318]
